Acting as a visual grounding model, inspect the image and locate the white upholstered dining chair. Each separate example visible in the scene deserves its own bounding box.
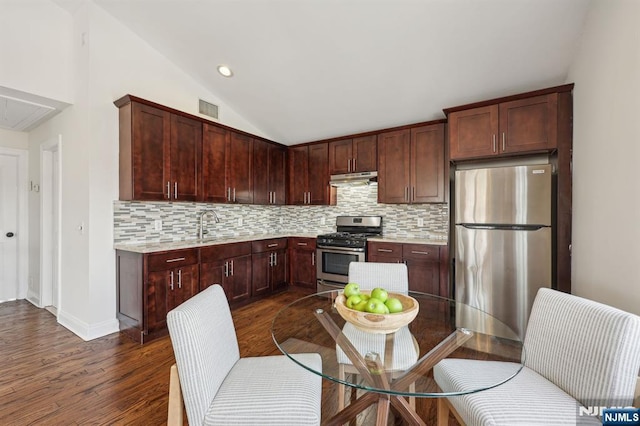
[434,287,640,426]
[336,262,419,409]
[166,284,322,426]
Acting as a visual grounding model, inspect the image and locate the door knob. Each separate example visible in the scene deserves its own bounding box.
[6,232,14,238]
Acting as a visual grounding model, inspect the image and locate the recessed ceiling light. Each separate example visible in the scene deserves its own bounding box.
[217,65,233,77]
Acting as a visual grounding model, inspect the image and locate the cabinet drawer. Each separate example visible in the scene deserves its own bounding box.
[402,244,440,262]
[289,237,316,250]
[200,242,251,263]
[368,241,402,257]
[147,249,198,272]
[252,238,288,253]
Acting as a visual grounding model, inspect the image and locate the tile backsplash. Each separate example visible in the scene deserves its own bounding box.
[113,185,448,244]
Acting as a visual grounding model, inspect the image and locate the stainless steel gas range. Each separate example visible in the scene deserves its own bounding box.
[316,215,382,292]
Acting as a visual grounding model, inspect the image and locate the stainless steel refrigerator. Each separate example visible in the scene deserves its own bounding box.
[455,164,552,340]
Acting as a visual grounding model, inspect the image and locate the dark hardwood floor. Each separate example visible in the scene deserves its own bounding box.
[0,288,456,425]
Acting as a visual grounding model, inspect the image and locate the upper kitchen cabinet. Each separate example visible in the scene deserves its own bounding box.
[201,124,254,204]
[227,132,254,204]
[328,135,377,175]
[288,143,336,205]
[116,96,201,201]
[377,122,445,204]
[253,139,286,205]
[201,123,229,203]
[447,90,563,161]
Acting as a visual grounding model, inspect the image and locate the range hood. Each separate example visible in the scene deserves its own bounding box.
[330,171,378,187]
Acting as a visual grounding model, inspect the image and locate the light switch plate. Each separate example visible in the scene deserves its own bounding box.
[154,219,162,231]
[417,218,424,227]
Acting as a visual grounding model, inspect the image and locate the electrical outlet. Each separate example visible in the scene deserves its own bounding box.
[238,217,243,226]
[279,217,284,224]
[320,217,326,225]
[154,219,162,231]
[417,218,424,227]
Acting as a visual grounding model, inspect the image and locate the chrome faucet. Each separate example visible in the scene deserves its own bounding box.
[198,210,220,239]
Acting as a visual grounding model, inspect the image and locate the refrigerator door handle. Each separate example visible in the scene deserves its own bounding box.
[460,224,546,231]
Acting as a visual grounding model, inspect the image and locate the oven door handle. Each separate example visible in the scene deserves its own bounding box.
[317,245,366,253]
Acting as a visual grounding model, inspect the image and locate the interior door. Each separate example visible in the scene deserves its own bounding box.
[0,154,19,302]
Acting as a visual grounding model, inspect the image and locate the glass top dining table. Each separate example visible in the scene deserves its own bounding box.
[271,290,525,426]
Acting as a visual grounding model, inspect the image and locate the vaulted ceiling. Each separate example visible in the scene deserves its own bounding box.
[93,0,591,144]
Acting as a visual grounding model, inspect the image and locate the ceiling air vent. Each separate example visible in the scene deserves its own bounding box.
[199,99,219,120]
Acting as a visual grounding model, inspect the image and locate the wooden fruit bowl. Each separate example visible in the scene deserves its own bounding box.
[334,291,419,334]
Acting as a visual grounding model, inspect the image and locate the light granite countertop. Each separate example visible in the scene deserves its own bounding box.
[368,236,448,246]
[114,233,317,254]
[114,233,448,254]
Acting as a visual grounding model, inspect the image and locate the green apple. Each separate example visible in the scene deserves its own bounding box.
[359,293,370,301]
[370,287,389,303]
[385,297,404,313]
[365,297,387,314]
[343,282,360,298]
[346,294,363,309]
[354,299,368,312]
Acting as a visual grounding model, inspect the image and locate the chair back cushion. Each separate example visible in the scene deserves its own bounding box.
[167,285,240,425]
[523,288,640,407]
[348,262,409,294]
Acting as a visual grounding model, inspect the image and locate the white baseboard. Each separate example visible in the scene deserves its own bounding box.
[57,309,120,341]
[26,289,41,307]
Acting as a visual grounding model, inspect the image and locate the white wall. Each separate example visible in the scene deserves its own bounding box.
[0,0,73,103]
[0,128,29,150]
[567,0,640,315]
[22,0,271,340]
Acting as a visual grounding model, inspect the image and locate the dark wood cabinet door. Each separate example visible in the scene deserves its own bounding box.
[411,124,445,203]
[200,260,224,292]
[255,142,286,205]
[201,124,229,203]
[226,254,252,303]
[228,132,253,204]
[132,103,171,201]
[288,145,308,204]
[271,249,288,291]
[170,115,202,201]
[377,129,411,203]
[353,135,377,172]
[252,139,270,204]
[307,143,330,205]
[367,254,403,264]
[449,105,499,160]
[146,270,169,334]
[290,248,316,289]
[406,259,440,296]
[167,264,199,310]
[329,139,353,175]
[251,252,271,297]
[368,241,403,264]
[269,145,286,205]
[500,94,558,154]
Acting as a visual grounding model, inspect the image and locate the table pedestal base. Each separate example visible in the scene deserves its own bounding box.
[315,309,472,426]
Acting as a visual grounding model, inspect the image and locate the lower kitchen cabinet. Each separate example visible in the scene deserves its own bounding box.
[367,241,448,296]
[252,238,288,296]
[200,242,252,305]
[116,248,199,344]
[288,237,317,289]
